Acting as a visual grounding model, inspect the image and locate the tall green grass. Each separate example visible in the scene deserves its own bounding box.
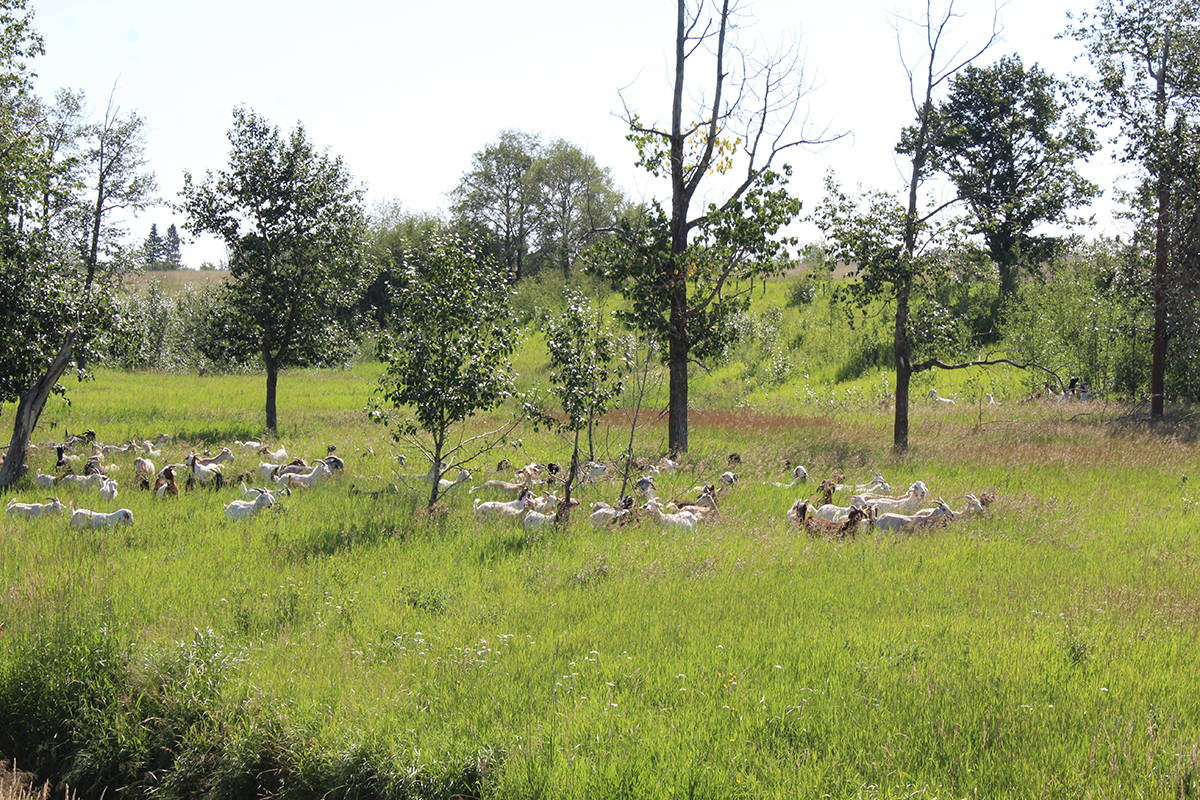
[3,356,1200,797]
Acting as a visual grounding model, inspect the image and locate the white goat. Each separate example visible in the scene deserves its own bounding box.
[584,461,608,482]
[185,454,224,487]
[258,461,283,481]
[473,488,533,519]
[260,445,288,462]
[861,481,929,515]
[929,389,956,405]
[236,440,265,453]
[56,473,106,489]
[811,498,869,522]
[194,448,234,467]
[523,509,555,530]
[98,478,118,501]
[224,491,276,520]
[69,507,134,529]
[471,478,530,497]
[870,499,954,532]
[437,468,471,493]
[6,497,66,518]
[643,498,697,532]
[33,472,57,489]
[276,462,332,489]
[134,457,155,482]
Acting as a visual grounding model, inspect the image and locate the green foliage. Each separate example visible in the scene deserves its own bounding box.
[374,230,517,505]
[540,291,626,434]
[180,107,371,429]
[923,55,1099,304]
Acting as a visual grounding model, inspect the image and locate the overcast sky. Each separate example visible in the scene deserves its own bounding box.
[33,0,1126,267]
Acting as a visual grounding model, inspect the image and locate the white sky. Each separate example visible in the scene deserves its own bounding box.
[33,0,1129,268]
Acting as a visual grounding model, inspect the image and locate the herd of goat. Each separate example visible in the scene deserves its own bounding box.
[459,456,995,536]
[4,429,345,526]
[4,429,995,537]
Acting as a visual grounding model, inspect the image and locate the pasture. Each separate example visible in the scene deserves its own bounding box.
[2,366,1200,798]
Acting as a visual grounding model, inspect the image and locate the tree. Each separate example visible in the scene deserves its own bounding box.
[532,140,621,278]
[532,290,625,521]
[374,231,518,510]
[451,130,540,282]
[180,107,370,432]
[162,222,182,267]
[818,1,1002,453]
[1068,0,1200,416]
[142,222,164,267]
[927,55,1099,317]
[593,0,826,454]
[0,32,156,488]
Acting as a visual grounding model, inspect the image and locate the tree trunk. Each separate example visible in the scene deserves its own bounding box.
[265,359,279,433]
[427,433,444,510]
[558,428,581,525]
[893,280,912,453]
[1150,50,1170,418]
[0,340,74,491]
[667,286,689,455]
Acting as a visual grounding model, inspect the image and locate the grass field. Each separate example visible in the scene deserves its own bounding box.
[2,358,1200,798]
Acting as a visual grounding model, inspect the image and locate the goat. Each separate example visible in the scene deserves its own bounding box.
[772,464,809,487]
[676,487,719,518]
[258,461,283,481]
[523,508,555,531]
[643,498,697,532]
[69,507,134,529]
[527,492,559,514]
[259,445,287,462]
[473,487,533,518]
[56,473,106,490]
[810,497,869,522]
[658,456,679,472]
[184,454,225,489]
[929,389,956,405]
[271,459,309,479]
[514,463,542,484]
[224,491,276,521]
[321,455,345,473]
[496,458,511,472]
[153,466,179,498]
[860,481,929,516]
[634,475,656,494]
[589,495,635,527]
[869,499,954,532]
[194,447,234,467]
[584,460,608,483]
[98,478,118,502]
[719,471,739,487]
[727,452,741,465]
[437,468,470,493]
[6,497,66,518]
[471,478,531,497]
[134,457,155,482]
[33,472,57,489]
[790,500,868,539]
[236,440,265,453]
[276,462,332,489]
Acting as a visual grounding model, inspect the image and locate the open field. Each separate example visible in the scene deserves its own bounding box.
[3,366,1200,798]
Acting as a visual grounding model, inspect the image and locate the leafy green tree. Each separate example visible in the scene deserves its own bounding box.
[142,222,164,267]
[451,130,540,281]
[181,107,370,432]
[1067,0,1200,416]
[532,139,621,279]
[924,55,1099,315]
[533,290,625,520]
[593,0,825,454]
[162,222,182,268]
[374,231,518,510]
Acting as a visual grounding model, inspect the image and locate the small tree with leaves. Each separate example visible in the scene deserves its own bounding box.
[374,231,519,510]
[531,291,626,522]
[181,107,370,432]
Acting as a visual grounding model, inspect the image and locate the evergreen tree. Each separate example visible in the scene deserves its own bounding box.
[163,223,182,268]
[142,222,163,267]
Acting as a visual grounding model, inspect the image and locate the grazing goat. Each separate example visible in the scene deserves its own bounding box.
[811,498,869,522]
[860,481,929,515]
[260,445,288,462]
[523,508,555,531]
[437,468,470,493]
[929,389,956,405]
[727,452,741,465]
[34,472,57,489]
[134,457,155,482]
[790,500,867,539]
[154,466,179,498]
[471,478,531,497]
[194,447,234,467]
[98,478,118,502]
[589,496,635,527]
[236,440,265,453]
[643,498,697,532]
[719,471,739,487]
[584,461,608,483]
[634,475,656,494]
[772,464,809,488]
[321,455,345,473]
[658,456,679,472]
[474,488,533,518]
[224,491,276,520]
[69,507,134,529]
[869,499,954,532]
[277,462,332,489]
[56,473,106,490]
[6,497,66,518]
[185,454,225,489]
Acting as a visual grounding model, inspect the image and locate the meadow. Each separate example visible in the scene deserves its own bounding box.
[3,271,1200,798]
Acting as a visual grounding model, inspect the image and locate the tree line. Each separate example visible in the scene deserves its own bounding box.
[2,0,1200,492]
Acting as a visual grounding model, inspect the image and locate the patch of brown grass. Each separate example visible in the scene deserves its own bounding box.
[0,761,75,800]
